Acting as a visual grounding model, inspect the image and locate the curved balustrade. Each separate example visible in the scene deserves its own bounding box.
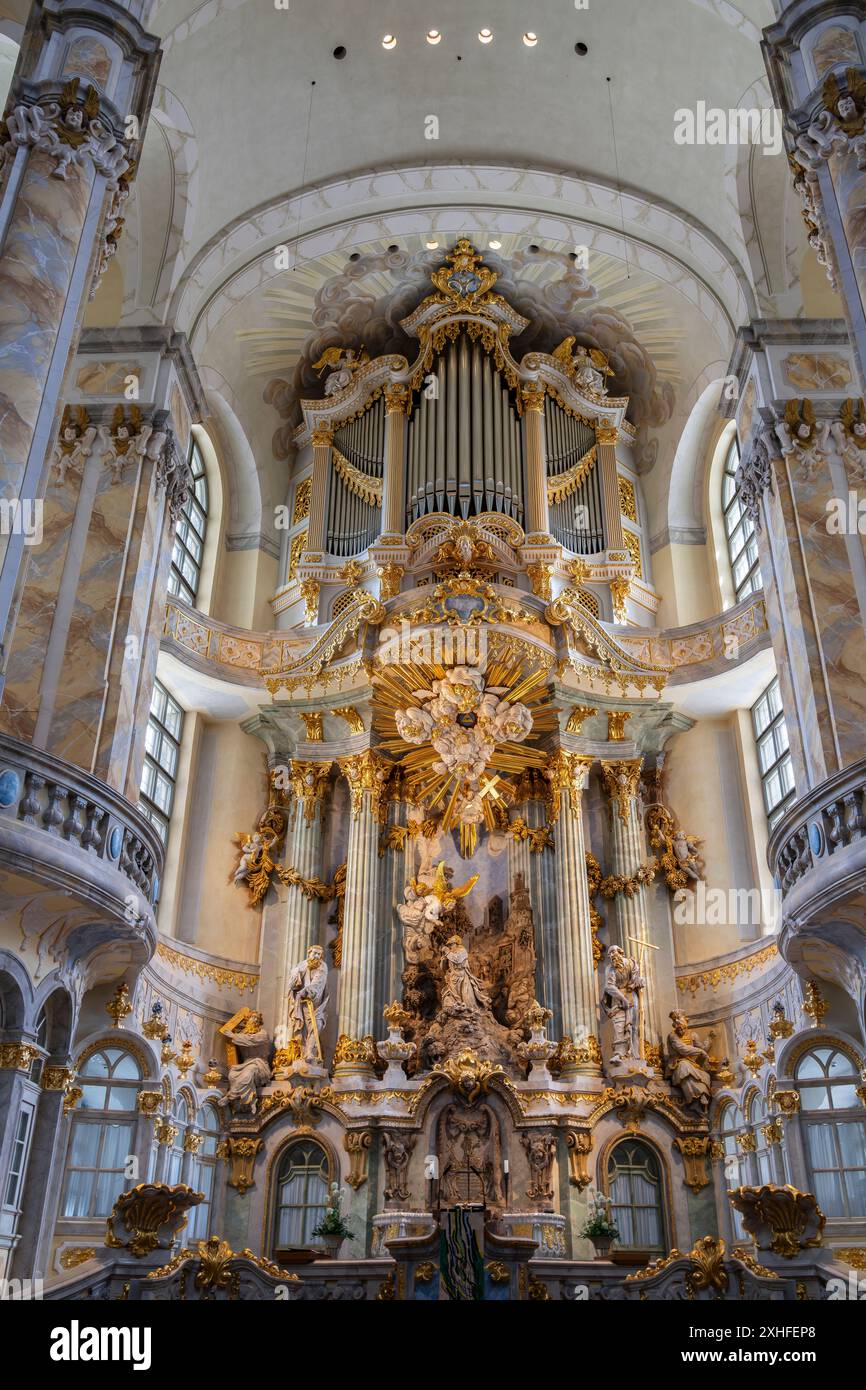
[0,732,163,907]
[768,758,866,900]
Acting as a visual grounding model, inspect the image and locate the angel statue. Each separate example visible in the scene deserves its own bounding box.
[552,337,613,395]
[398,861,479,937]
[53,405,97,485]
[232,820,289,907]
[311,345,370,397]
[830,398,866,481]
[646,804,704,894]
[97,405,155,483]
[773,399,830,477]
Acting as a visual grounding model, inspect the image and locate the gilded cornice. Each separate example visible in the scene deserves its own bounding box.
[155,942,258,994]
[675,942,778,997]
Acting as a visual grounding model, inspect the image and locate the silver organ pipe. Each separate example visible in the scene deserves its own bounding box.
[545,396,603,554]
[326,395,385,556]
[404,332,526,526]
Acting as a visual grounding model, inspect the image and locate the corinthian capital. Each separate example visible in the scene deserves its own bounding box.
[544,750,593,820]
[289,761,332,822]
[338,750,392,819]
[599,758,642,824]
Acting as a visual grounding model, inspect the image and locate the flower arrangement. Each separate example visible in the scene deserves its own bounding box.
[312,1183,353,1242]
[579,1188,620,1242]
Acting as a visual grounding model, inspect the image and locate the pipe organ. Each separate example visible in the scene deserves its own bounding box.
[326,396,385,556]
[406,334,524,525]
[545,398,604,554]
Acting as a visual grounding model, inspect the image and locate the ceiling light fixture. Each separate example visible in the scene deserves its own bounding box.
[382,34,397,50]
[478,28,493,44]
[523,32,538,47]
[426,30,442,45]
[488,238,502,249]
[426,239,439,249]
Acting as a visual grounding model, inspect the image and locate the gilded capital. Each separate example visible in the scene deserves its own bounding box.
[290,760,332,822]
[311,426,334,447]
[544,749,593,819]
[338,750,391,818]
[521,382,546,413]
[384,384,409,415]
[599,758,642,823]
[565,705,597,735]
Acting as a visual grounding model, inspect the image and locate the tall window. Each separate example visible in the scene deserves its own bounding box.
[140,680,184,844]
[164,1095,188,1186]
[62,1047,141,1219]
[748,1091,774,1184]
[797,1046,866,1219]
[272,1140,330,1251]
[3,1105,35,1212]
[606,1139,666,1252]
[723,437,761,600]
[719,1103,748,1239]
[187,1103,221,1241]
[167,439,208,606]
[752,678,796,830]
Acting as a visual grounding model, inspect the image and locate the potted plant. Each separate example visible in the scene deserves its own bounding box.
[580,1189,620,1259]
[312,1183,353,1258]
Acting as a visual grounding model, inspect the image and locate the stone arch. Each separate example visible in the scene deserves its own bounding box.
[0,951,32,1034]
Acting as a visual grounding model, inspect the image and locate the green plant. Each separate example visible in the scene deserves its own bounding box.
[312,1208,353,1239]
[580,1213,620,1241]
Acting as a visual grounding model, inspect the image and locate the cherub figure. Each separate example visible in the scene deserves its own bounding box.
[311,345,370,397]
[552,337,613,395]
[53,405,96,485]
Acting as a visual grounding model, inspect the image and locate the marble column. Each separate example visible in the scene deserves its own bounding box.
[306,427,333,554]
[763,6,866,389]
[521,382,549,538]
[0,330,203,800]
[334,750,389,1067]
[545,750,599,1068]
[596,424,625,553]
[269,761,332,1067]
[0,0,161,683]
[381,385,408,537]
[599,757,665,1053]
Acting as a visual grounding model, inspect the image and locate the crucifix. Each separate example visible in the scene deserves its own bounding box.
[627,933,660,1061]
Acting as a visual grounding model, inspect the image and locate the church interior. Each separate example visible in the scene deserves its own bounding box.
[1,0,866,1307]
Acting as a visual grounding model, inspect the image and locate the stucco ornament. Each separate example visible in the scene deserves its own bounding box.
[2,79,129,184]
[773,399,830,479]
[830,398,866,481]
[395,663,533,793]
[795,69,866,170]
[311,344,370,396]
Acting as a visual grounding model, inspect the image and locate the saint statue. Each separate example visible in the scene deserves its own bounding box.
[441,935,492,1016]
[601,945,644,1063]
[665,1011,712,1111]
[218,1011,271,1114]
[287,944,329,1065]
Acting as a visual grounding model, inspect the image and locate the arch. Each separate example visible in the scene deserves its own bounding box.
[599,1132,672,1255]
[73,1028,160,1084]
[266,1132,338,1256]
[32,980,74,1058]
[775,1028,864,1081]
[0,952,32,1034]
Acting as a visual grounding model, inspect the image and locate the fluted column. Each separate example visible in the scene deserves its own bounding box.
[599,758,664,1053]
[545,750,599,1068]
[381,385,408,536]
[0,1,161,676]
[521,382,549,538]
[596,423,625,553]
[335,751,390,1067]
[306,426,333,553]
[269,761,332,1065]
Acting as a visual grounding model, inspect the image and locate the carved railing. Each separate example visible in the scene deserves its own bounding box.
[0,732,163,905]
[768,758,866,898]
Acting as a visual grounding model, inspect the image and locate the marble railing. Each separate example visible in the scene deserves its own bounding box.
[615,592,769,677]
[768,758,866,898]
[0,733,163,905]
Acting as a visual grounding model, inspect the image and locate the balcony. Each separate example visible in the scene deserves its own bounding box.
[767,758,866,1011]
[0,733,162,973]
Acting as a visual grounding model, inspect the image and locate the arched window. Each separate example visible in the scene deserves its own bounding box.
[61,1047,141,1219]
[164,1095,188,1186]
[723,436,761,600]
[796,1046,866,1218]
[272,1140,330,1251]
[748,1092,773,1184]
[187,1103,221,1241]
[140,678,185,846]
[605,1139,666,1253]
[167,439,208,606]
[719,1103,748,1239]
